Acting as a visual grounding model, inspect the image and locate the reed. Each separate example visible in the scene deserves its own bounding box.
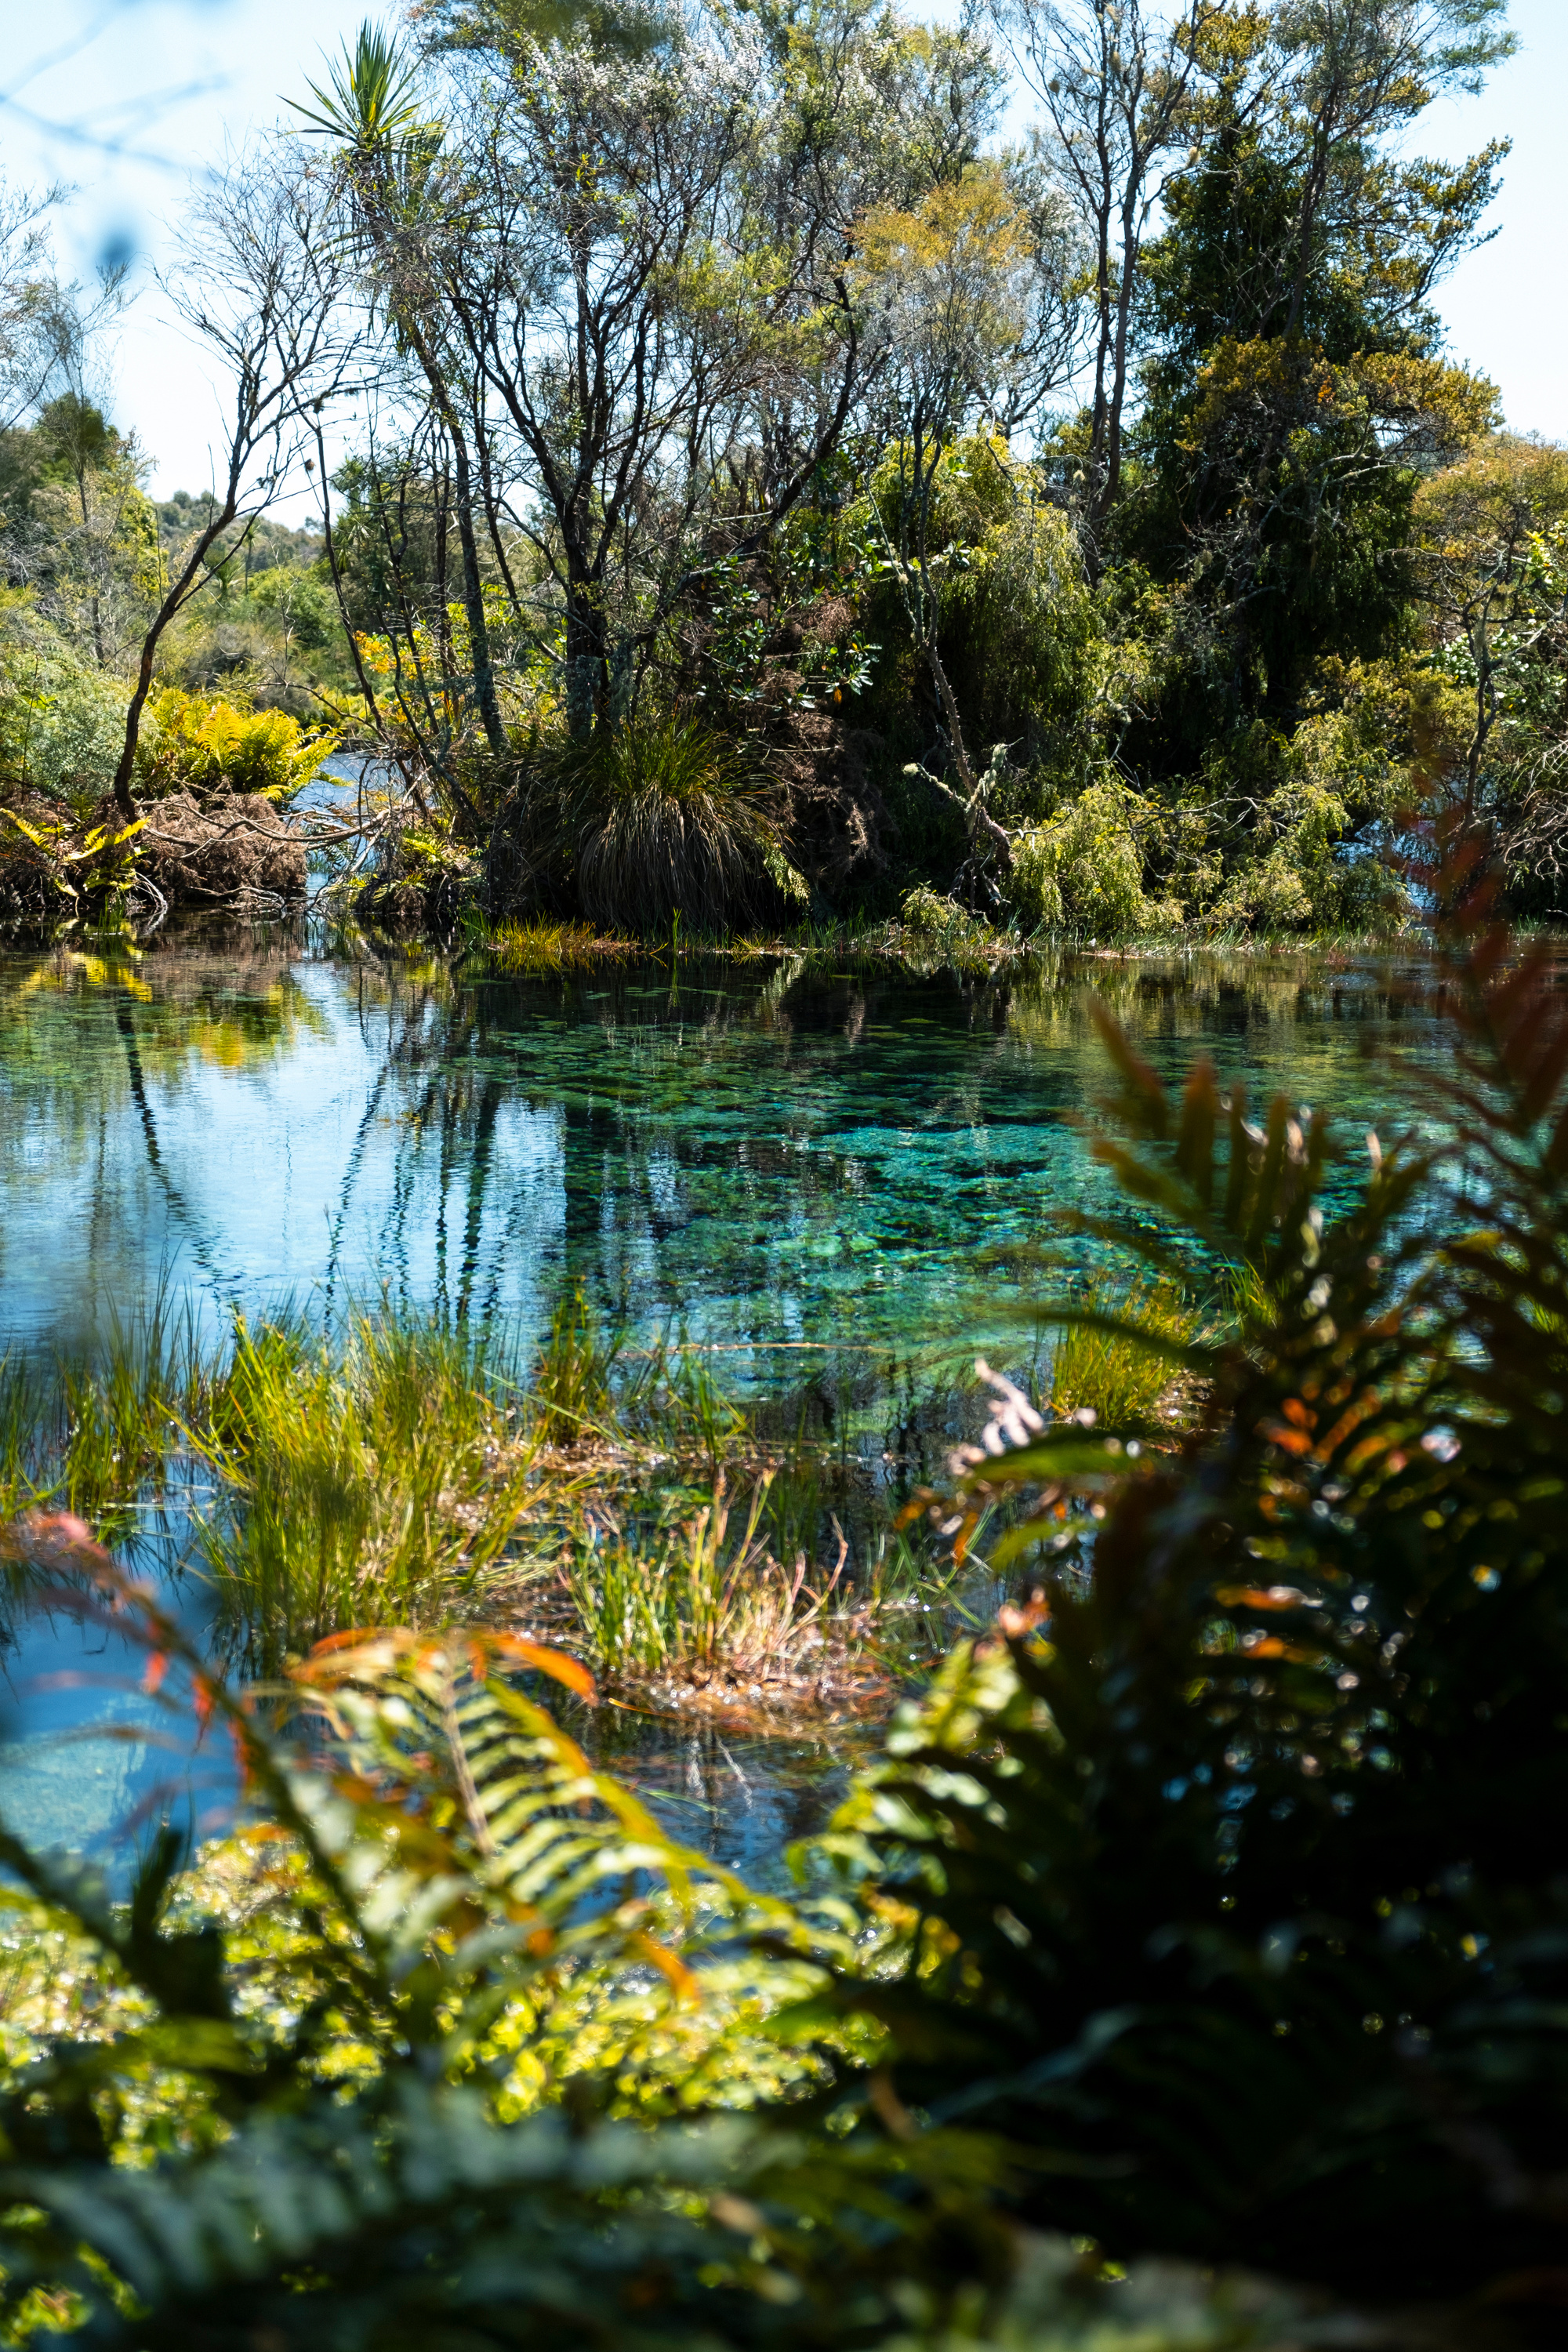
[194,1312,539,1674]
[474,917,630,974]
[1044,1275,1199,1428]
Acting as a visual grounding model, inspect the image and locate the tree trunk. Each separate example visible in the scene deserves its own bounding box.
[563,567,605,742]
[451,428,507,762]
[926,637,1012,869]
[110,496,241,821]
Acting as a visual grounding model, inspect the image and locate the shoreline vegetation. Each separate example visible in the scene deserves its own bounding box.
[468,906,1447,978]
[2,901,1568,2346]
[4,2,1567,962]
[0,1265,1194,1733]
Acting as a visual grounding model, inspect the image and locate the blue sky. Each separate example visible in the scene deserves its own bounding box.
[2,0,1563,495]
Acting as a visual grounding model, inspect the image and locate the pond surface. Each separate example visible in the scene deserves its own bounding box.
[1,929,1446,1359]
[0,924,1460,1876]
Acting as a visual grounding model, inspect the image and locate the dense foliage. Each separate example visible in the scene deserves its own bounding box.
[4,1,1563,940]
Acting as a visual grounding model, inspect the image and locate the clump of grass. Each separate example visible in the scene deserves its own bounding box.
[562,1474,884,1721]
[59,1297,209,1525]
[474,918,631,973]
[0,1355,45,1525]
[1044,1276,1198,1429]
[194,1312,539,1674]
[552,715,797,936]
[531,1287,625,1448]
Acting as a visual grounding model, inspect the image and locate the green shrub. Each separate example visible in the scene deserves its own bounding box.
[0,631,127,803]
[896,885,1000,970]
[1011,781,1181,937]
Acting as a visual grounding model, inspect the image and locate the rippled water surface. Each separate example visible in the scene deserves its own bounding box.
[0,925,1458,1867]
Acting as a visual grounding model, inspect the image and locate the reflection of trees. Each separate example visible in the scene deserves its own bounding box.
[0,942,329,1113]
[2,934,1442,1367]
[0,940,333,1319]
[312,955,1027,1352]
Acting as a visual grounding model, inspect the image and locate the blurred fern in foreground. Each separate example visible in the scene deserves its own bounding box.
[811,891,1568,2314]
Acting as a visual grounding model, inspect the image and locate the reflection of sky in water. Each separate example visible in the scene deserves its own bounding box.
[0,1590,241,1874]
[0,937,1457,1374]
[0,932,1460,1860]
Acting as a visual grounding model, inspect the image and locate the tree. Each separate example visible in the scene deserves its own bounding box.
[856,162,1077,823]
[1123,0,1512,745]
[1410,435,1568,910]
[30,395,159,673]
[296,23,512,762]
[429,5,887,742]
[0,173,65,439]
[993,0,1217,565]
[1265,0,1515,340]
[108,147,360,821]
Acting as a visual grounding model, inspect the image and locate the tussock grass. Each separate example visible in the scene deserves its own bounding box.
[1044,1276,1200,1430]
[522,716,797,936]
[477,918,633,974]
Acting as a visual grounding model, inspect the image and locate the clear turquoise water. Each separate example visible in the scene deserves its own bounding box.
[0,931,1444,1365]
[0,927,1455,1872]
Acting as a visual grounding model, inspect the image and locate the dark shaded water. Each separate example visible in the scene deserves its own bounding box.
[0,925,1457,1875]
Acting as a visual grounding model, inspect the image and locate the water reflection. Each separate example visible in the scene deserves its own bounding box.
[0,927,1454,1371]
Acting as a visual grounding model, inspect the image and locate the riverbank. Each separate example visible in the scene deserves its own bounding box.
[461,902,1437,981]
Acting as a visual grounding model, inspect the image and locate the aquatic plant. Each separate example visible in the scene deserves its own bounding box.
[562,1473,870,1712]
[0,1291,943,1713]
[528,1286,626,1450]
[1042,1275,1197,1429]
[194,1312,539,1674]
[474,916,633,973]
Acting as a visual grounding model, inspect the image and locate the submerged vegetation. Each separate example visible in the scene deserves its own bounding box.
[0,0,1558,953]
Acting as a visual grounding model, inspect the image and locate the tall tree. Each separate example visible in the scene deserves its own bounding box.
[109,147,359,820]
[1125,0,1513,735]
[856,162,1077,807]
[296,24,511,761]
[993,0,1217,564]
[426,4,890,739]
